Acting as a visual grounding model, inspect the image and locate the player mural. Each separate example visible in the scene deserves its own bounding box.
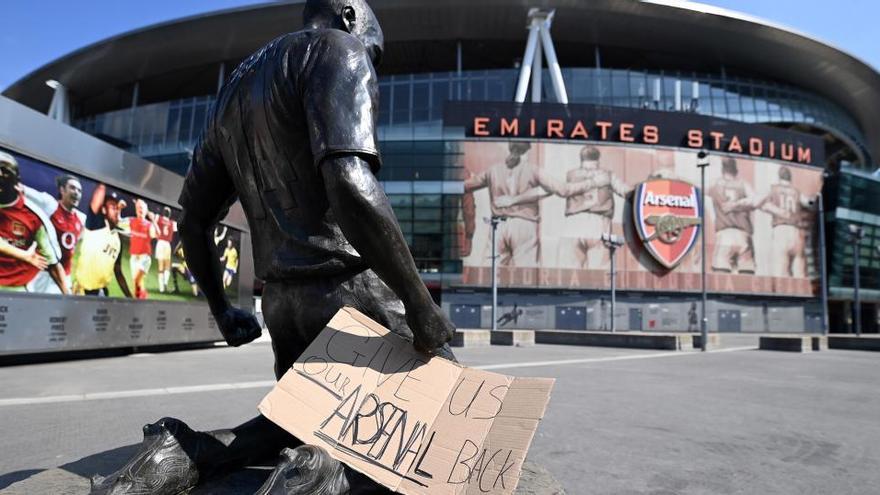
[460,141,823,297]
[0,148,243,302]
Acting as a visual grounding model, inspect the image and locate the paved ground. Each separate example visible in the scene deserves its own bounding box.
[0,335,879,494]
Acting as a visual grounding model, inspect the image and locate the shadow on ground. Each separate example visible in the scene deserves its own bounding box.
[2,443,564,494]
[0,443,274,494]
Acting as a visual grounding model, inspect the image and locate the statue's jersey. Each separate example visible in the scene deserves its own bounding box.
[180,29,380,281]
[709,178,753,234]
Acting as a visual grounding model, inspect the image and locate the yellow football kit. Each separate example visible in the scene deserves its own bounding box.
[74,226,121,291]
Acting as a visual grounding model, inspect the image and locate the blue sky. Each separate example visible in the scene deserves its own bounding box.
[1,0,878,91]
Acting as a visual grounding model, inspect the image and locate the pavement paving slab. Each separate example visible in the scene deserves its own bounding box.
[1,339,878,494]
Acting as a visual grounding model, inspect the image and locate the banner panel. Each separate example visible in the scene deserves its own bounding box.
[0,147,243,303]
[458,141,823,297]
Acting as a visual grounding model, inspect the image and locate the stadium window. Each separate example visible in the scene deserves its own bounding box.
[413,221,442,234]
[429,78,447,120]
[412,82,429,122]
[378,84,391,126]
[414,208,442,221]
[388,194,413,208]
[414,194,442,208]
[392,81,412,125]
[178,105,193,145]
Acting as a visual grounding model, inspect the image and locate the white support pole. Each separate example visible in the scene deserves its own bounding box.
[653,78,661,108]
[539,22,568,104]
[674,79,682,111]
[515,24,541,103]
[531,37,543,103]
[217,63,226,94]
[45,80,70,124]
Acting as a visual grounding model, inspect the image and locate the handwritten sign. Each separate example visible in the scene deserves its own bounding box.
[258,307,554,494]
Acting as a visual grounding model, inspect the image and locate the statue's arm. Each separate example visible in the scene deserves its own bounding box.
[113,251,132,298]
[321,156,453,354]
[178,140,235,315]
[300,31,453,354]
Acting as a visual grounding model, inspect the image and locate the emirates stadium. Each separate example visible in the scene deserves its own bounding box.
[3,0,880,350]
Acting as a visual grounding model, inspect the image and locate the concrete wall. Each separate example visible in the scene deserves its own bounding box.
[442,289,822,333]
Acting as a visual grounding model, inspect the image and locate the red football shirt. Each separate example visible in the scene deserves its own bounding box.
[0,194,44,286]
[156,216,174,243]
[129,217,153,256]
[51,206,83,275]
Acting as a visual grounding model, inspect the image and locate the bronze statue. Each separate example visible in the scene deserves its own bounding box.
[91,1,455,493]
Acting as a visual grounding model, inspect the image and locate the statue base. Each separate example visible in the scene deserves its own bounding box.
[3,459,565,494]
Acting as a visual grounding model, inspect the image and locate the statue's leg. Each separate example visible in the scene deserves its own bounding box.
[90,415,299,494]
[92,271,456,494]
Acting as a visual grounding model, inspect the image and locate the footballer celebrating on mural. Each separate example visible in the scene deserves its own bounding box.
[74,184,132,297]
[23,174,86,293]
[127,199,158,299]
[0,152,67,293]
[154,206,176,293]
[708,157,757,274]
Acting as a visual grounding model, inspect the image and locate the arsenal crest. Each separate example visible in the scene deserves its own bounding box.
[633,179,702,269]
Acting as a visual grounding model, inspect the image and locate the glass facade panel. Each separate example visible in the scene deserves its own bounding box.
[75,67,867,171]
[70,66,871,281]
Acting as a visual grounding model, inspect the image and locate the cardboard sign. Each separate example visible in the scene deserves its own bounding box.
[258,307,554,494]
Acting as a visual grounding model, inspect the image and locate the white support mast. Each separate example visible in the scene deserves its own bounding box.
[46,80,70,124]
[514,8,569,104]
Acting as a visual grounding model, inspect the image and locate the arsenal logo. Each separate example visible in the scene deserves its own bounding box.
[633,179,702,269]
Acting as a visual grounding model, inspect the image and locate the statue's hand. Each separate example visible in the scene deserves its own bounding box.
[213,307,262,347]
[406,302,455,356]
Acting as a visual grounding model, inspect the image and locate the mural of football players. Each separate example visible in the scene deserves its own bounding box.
[556,146,630,269]
[464,142,543,267]
[23,174,85,293]
[155,206,176,293]
[758,166,814,277]
[220,238,238,289]
[0,152,67,294]
[708,157,756,274]
[464,142,594,267]
[74,184,132,297]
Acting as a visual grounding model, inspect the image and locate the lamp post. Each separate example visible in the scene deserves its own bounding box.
[696,150,710,351]
[848,223,864,336]
[601,232,625,333]
[487,215,507,332]
[817,193,829,336]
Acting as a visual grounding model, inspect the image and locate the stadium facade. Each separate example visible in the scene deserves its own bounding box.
[5,0,880,334]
